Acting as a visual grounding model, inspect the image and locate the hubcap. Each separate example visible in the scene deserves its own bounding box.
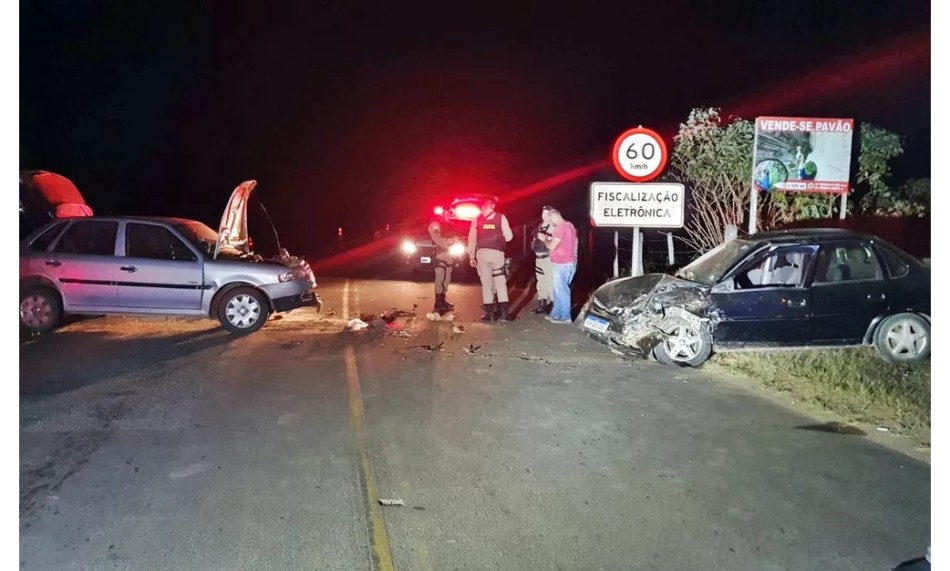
[663,325,702,362]
[884,318,928,360]
[225,294,262,329]
[20,295,53,328]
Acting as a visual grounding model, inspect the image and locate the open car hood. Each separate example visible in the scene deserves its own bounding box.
[215,180,256,260]
[20,170,93,219]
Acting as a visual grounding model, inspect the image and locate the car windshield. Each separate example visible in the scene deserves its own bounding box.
[173,221,222,256]
[676,238,757,285]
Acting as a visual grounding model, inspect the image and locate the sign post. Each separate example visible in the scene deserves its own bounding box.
[595,126,680,277]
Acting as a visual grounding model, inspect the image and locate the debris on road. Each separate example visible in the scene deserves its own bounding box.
[347,318,370,331]
[281,340,303,349]
[426,312,455,322]
[411,342,445,352]
[463,343,481,355]
[877,427,890,433]
[378,498,405,507]
[392,330,412,338]
[452,325,465,335]
[517,353,551,364]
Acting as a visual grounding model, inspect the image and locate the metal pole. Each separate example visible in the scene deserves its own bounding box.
[613,230,619,278]
[749,128,760,235]
[666,232,674,266]
[630,227,643,276]
[839,193,848,220]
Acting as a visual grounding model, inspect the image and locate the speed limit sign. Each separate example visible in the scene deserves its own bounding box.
[611,126,669,182]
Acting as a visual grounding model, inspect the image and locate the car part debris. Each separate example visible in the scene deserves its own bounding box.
[412,342,445,352]
[347,318,370,331]
[463,343,481,354]
[378,498,405,507]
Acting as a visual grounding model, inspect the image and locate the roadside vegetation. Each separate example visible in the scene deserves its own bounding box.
[711,348,930,442]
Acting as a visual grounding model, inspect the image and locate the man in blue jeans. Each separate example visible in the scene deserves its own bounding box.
[536,209,578,324]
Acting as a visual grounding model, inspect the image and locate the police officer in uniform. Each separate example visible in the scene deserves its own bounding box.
[530,205,554,314]
[427,210,456,313]
[468,197,514,322]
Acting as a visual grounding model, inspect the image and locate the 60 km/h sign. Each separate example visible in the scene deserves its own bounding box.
[611,126,669,182]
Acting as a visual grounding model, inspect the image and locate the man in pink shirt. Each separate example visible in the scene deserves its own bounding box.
[537,208,578,323]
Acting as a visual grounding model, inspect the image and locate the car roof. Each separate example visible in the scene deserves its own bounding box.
[57,215,205,226]
[748,228,880,245]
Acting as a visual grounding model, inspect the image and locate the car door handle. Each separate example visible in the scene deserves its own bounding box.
[867,293,886,301]
[782,298,807,308]
[120,266,138,273]
[44,260,61,267]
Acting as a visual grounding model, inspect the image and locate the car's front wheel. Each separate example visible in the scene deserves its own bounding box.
[653,322,713,367]
[20,286,62,334]
[217,287,269,334]
[874,313,930,364]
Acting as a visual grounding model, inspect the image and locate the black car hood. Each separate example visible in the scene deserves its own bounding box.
[593,273,709,316]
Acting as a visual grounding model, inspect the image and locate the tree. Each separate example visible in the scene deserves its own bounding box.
[669,108,754,253]
[861,177,930,217]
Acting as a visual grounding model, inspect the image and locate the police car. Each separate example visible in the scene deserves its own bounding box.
[398,195,494,274]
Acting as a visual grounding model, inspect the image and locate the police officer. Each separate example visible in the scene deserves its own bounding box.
[530,205,554,314]
[468,197,514,322]
[427,209,456,313]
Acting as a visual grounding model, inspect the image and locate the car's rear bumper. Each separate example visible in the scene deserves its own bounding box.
[272,288,322,313]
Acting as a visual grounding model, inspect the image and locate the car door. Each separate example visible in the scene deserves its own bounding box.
[710,245,816,346]
[47,219,120,308]
[118,222,206,310]
[809,240,889,344]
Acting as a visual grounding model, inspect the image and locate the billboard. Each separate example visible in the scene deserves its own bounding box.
[753,117,855,194]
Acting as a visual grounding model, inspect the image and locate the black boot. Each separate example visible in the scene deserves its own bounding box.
[497,302,514,322]
[530,299,549,314]
[480,304,495,322]
[442,296,455,310]
[434,294,447,312]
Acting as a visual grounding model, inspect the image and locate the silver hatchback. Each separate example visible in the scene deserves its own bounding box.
[19,180,320,335]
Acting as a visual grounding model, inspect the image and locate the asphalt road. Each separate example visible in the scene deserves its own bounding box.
[20,276,930,570]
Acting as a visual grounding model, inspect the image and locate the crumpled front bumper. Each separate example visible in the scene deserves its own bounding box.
[577,299,651,357]
[271,288,322,313]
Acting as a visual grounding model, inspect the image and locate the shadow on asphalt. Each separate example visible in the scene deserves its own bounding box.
[20,327,234,400]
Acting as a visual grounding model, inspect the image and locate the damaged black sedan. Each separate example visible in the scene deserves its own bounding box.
[578,229,930,367]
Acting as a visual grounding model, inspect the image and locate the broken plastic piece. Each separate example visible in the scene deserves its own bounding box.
[347,318,370,331]
[378,498,405,507]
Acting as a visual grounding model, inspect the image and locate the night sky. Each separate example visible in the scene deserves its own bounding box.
[21,1,931,258]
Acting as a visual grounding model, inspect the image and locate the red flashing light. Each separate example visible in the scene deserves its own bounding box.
[433,206,444,216]
[337,227,343,237]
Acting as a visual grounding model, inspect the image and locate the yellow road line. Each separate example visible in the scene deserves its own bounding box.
[345,343,396,571]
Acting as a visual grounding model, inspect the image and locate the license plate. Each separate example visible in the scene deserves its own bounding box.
[420,256,432,264]
[583,315,610,334]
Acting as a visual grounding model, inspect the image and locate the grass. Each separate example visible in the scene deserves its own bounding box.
[711,347,931,442]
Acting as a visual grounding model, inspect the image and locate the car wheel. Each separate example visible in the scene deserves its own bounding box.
[20,287,62,334]
[653,322,713,367]
[217,287,269,334]
[874,313,930,364]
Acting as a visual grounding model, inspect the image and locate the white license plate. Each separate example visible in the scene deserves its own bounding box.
[583,315,610,334]
[420,256,432,264]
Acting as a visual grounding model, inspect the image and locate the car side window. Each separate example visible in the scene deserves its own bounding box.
[875,245,910,279]
[28,222,67,252]
[732,248,811,289]
[813,244,883,284]
[52,221,118,256]
[126,223,198,262]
